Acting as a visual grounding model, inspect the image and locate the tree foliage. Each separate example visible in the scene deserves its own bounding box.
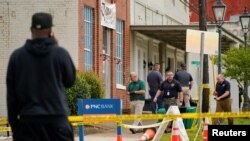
[223,47,250,85]
[65,71,105,115]
[82,71,105,99]
[66,71,91,115]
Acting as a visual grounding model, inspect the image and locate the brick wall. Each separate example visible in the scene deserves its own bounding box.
[80,0,130,109]
[0,0,131,117]
[0,0,78,117]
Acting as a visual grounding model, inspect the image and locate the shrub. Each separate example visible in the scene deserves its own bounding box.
[82,71,105,99]
[65,71,105,115]
[66,71,91,115]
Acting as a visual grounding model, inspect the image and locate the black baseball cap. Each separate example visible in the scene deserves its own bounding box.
[31,12,53,30]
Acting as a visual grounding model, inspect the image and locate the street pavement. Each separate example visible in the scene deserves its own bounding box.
[0,120,157,141]
[75,120,157,141]
[0,129,145,141]
[75,129,143,141]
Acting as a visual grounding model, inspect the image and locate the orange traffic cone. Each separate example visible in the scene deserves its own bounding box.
[139,128,156,141]
[203,118,209,141]
[171,121,180,141]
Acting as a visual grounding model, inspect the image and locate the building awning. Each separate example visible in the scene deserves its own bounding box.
[130,25,244,52]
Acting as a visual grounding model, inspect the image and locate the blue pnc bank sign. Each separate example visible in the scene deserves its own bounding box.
[77,99,123,141]
[78,99,122,115]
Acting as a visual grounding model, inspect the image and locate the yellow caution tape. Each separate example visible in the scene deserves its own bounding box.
[0,127,11,132]
[1,112,250,130]
[0,118,8,124]
[68,112,250,123]
[201,84,210,89]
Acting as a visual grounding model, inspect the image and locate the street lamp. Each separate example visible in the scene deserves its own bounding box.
[239,7,250,111]
[240,7,250,50]
[212,0,226,74]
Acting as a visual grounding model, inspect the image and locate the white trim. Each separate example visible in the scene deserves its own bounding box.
[116,84,126,90]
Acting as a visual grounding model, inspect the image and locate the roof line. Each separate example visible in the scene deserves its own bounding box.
[221,27,244,43]
[130,24,244,43]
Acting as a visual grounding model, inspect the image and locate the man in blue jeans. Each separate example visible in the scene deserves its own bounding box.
[147,63,163,113]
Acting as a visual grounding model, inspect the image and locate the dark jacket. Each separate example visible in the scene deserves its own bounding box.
[6,37,76,130]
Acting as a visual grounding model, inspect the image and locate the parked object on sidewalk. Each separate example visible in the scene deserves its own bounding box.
[179,106,196,129]
[139,128,156,141]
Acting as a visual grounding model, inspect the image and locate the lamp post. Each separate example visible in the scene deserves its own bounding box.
[240,7,250,111]
[240,7,250,50]
[212,0,226,74]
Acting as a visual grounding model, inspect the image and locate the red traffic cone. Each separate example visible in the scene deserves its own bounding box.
[139,128,156,141]
[171,121,180,141]
[203,118,209,141]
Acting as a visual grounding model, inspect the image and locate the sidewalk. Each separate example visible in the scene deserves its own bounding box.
[0,129,145,141]
[75,120,157,141]
[0,120,157,141]
[75,129,143,141]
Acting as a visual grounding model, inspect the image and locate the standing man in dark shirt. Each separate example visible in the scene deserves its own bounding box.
[153,71,183,111]
[174,64,193,107]
[147,63,163,113]
[212,74,233,125]
[6,12,76,141]
[153,71,183,132]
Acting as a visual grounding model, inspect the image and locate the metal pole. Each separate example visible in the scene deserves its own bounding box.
[199,32,205,124]
[195,33,205,138]
[244,32,247,50]
[218,26,222,74]
[243,32,249,110]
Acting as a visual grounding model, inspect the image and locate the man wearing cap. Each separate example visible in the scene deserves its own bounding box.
[174,63,194,107]
[6,12,76,141]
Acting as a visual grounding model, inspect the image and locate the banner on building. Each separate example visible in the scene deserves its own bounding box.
[186,29,218,55]
[101,0,116,29]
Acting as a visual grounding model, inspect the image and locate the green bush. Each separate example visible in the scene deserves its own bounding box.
[82,71,105,99]
[66,71,91,115]
[65,71,105,115]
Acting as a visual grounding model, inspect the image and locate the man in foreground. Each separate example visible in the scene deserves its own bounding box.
[6,12,76,141]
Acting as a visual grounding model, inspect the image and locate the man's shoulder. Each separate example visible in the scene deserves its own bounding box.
[52,45,67,52]
[224,80,231,85]
[138,79,145,83]
[175,70,184,75]
[173,79,181,85]
[10,46,26,56]
[51,46,71,57]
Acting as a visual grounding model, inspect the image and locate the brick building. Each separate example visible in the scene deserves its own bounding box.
[80,0,131,110]
[0,0,130,117]
[190,0,250,23]
[189,0,250,38]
